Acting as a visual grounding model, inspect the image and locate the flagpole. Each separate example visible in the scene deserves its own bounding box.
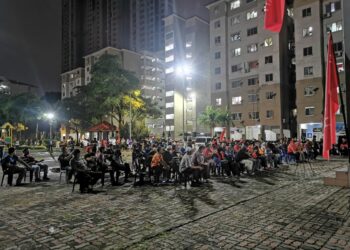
[327,31,350,163]
[332,33,350,164]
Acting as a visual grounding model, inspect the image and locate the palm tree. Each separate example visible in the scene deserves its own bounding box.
[199,106,222,136]
[217,108,233,140]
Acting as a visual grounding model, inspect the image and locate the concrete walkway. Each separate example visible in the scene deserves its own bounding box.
[0,152,349,250]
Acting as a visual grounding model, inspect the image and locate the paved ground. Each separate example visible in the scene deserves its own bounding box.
[0,151,349,250]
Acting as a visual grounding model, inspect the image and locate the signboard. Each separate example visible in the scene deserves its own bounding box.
[283,129,291,139]
[265,130,277,142]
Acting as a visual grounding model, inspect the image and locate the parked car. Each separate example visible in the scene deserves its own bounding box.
[194,136,212,149]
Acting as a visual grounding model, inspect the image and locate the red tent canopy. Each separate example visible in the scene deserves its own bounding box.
[88,121,117,132]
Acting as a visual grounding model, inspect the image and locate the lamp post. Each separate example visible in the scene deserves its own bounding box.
[44,113,55,153]
[176,63,192,142]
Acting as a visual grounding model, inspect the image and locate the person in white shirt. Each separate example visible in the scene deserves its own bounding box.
[180,147,202,186]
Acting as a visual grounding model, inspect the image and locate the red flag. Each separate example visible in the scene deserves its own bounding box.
[264,0,285,33]
[323,33,340,160]
[219,128,226,142]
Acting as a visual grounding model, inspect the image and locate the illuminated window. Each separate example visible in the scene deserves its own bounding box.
[166,114,174,120]
[247,44,258,53]
[230,32,241,42]
[232,47,241,57]
[166,126,174,131]
[166,102,174,108]
[165,55,174,62]
[232,96,242,105]
[264,37,273,47]
[165,91,174,97]
[165,67,174,74]
[185,42,192,48]
[231,0,240,10]
[246,10,257,20]
[303,26,313,37]
[165,43,174,51]
[327,21,343,32]
[215,98,222,106]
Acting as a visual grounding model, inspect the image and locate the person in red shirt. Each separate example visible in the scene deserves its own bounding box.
[287,140,299,162]
[151,147,169,183]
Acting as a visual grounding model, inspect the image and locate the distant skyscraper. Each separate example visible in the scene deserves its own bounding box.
[61,0,130,73]
[130,0,174,52]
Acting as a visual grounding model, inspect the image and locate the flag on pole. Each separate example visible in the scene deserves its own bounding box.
[323,33,340,160]
[264,0,286,33]
[219,128,226,142]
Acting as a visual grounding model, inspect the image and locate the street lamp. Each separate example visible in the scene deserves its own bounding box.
[176,63,193,142]
[44,113,55,152]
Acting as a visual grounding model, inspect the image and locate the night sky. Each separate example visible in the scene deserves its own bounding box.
[0,0,211,93]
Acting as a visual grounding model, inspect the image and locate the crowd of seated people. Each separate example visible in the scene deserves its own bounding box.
[0,136,332,191]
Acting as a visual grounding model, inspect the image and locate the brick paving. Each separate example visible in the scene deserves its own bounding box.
[0,152,349,250]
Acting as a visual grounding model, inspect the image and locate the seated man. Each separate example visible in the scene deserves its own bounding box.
[95,146,114,186]
[58,146,74,182]
[110,148,131,185]
[236,147,255,175]
[21,148,50,181]
[180,147,202,185]
[1,147,27,186]
[70,149,101,193]
[192,145,208,183]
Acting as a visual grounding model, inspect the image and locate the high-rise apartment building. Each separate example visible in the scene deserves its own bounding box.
[294,0,345,139]
[130,0,174,53]
[61,0,130,73]
[207,0,295,140]
[164,14,210,139]
[140,51,166,137]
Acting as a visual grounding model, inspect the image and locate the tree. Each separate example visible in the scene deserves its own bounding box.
[63,53,161,139]
[217,108,233,140]
[199,106,222,136]
[0,93,43,124]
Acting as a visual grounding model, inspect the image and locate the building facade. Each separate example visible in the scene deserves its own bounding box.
[207,0,295,140]
[294,0,345,140]
[61,47,166,137]
[140,51,166,137]
[0,76,39,96]
[130,0,174,53]
[62,0,130,73]
[164,14,210,139]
